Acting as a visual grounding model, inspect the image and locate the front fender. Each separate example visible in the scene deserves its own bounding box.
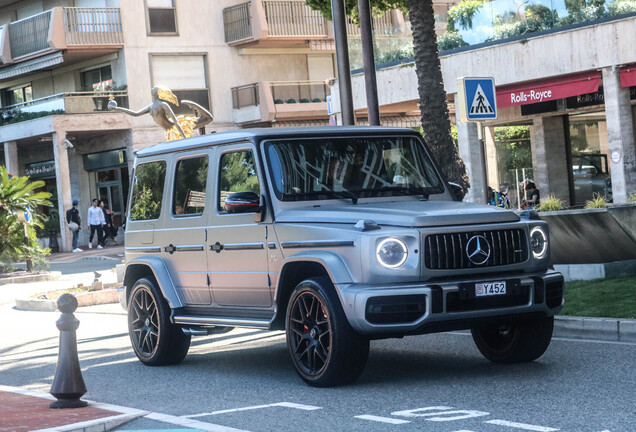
[282,250,354,285]
[124,255,183,309]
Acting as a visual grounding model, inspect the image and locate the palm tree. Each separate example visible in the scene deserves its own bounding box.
[305,0,469,190]
[0,166,52,272]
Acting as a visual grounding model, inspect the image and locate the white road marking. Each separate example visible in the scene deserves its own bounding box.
[355,415,411,424]
[484,419,559,431]
[145,411,251,432]
[392,406,489,421]
[184,402,322,418]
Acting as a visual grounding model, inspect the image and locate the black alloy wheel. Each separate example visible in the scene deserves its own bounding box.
[127,278,191,366]
[286,278,369,387]
[288,289,332,376]
[471,316,554,363]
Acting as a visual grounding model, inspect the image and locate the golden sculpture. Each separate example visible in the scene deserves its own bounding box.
[107,86,213,141]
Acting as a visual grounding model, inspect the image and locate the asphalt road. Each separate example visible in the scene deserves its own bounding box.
[0,303,634,432]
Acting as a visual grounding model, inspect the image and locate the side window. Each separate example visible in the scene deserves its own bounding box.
[130,161,167,221]
[218,150,260,212]
[173,156,208,216]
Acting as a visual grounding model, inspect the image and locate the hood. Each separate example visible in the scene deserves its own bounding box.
[275,200,520,228]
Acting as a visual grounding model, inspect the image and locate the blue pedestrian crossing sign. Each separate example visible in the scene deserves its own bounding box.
[457,77,497,122]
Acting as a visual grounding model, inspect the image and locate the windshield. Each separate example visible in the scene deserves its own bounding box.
[265,136,444,201]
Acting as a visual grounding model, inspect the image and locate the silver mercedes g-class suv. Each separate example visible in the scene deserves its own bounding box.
[121,126,564,387]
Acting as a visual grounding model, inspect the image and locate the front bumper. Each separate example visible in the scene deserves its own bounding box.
[337,270,564,336]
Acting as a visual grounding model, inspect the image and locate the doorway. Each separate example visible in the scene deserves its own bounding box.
[97,167,129,227]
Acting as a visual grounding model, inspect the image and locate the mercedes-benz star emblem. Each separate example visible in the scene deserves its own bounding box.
[466,235,491,265]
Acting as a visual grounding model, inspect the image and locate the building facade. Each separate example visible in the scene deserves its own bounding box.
[0,0,410,251]
[339,1,636,208]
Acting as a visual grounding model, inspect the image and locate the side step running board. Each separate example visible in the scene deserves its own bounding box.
[173,315,271,330]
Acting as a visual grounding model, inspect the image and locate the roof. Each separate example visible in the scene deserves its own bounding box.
[135,126,420,158]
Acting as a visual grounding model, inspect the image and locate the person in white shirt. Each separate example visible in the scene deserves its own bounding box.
[87,198,105,249]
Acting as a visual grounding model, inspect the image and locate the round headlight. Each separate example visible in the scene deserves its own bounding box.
[529,227,548,259]
[376,238,408,268]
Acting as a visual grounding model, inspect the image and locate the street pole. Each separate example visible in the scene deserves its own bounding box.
[331,0,355,125]
[358,0,380,126]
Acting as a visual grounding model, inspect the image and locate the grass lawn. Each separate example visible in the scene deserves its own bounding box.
[561,275,636,319]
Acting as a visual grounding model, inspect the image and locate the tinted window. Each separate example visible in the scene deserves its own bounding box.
[266,136,443,201]
[218,151,260,212]
[130,161,167,220]
[173,156,208,216]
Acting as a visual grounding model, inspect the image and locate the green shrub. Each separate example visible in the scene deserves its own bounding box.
[437,31,469,51]
[274,99,284,104]
[608,0,636,14]
[286,99,297,104]
[312,98,322,103]
[628,192,636,203]
[300,98,311,103]
[538,195,564,211]
[585,193,609,209]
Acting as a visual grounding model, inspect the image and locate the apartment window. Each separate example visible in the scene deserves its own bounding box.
[4,84,33,106]
[146,0,177,35]
[150,54,210,114]
[81,65,113,91]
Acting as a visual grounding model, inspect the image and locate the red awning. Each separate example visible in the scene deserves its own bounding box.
[496,72,602,108]
[620,66,636,88]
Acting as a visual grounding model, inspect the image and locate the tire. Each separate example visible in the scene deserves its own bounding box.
[286,277,369,387]
[471,316,554,363]
[127,278,191,366]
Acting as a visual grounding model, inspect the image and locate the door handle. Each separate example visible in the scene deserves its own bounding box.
[164,244,176,254]
[210,242,224,253]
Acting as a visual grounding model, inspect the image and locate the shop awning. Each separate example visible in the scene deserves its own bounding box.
[496,72,602,108]
[620,66,636,88]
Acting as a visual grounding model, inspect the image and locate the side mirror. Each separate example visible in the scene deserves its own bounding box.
[448,182,465,202]
[224,191,260,214]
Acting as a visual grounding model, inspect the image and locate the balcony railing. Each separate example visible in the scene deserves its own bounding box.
[9,10,51,59]
[263,0,327,36]
[232,83,260,109]
[224,2,252,43]
[0,91,128,125]
[223,1,402,44]
[270,80,328,104]
[6,7,123,62]
[63,7,124,45]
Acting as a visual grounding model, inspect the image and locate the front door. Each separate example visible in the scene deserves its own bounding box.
[207,143,272,308]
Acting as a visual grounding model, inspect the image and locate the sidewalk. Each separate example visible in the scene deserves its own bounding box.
[0,385,146,432]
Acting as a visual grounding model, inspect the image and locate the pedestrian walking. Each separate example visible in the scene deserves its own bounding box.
[87,198,105,249]
[65,200,82,253]
[99,200,118,246]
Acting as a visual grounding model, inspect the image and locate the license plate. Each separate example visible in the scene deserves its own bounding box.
[475,281,507,297]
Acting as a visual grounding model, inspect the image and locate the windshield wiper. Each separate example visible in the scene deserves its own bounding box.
[333,190,360,204]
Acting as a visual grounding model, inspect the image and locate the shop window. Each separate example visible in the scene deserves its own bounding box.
[81,65,113,91]
[150,54,210,113]
[146,0,177,35]
[130,160,167,221]
[173,156,208,216]
[218,151,260,212]
[488,126,533,209]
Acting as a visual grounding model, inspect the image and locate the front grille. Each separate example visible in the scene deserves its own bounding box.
[424,229,528,270]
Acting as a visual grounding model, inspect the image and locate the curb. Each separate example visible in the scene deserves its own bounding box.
[554,315,636,343]
[0,271,62,286]
[15,287,121,312]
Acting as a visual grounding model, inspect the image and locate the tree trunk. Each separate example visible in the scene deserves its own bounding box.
[408,0,470,191]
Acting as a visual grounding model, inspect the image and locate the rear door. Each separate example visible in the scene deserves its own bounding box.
[162,150,212,305]
[207,142,272,308]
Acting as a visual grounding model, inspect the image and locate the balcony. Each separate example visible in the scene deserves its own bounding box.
[232,81,328,124]
[0,90,129,126]
[223,0,404,49]
[0,7,123,69]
